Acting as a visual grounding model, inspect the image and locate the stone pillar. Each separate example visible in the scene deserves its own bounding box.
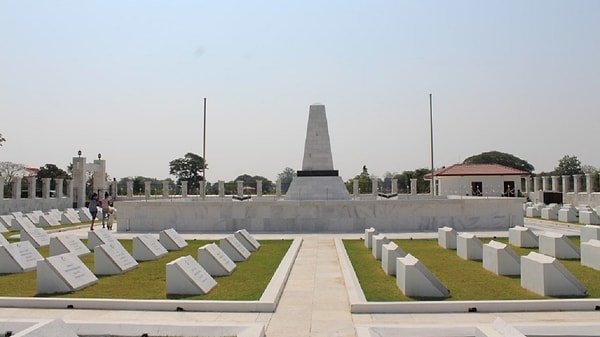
[162,180,169,198]
[41,178,51,199]
[237,181,244,196]
[411,178,417,195]
[551,176,560,192]
[72,157,87,208]
[353,179,359,198]
[391,179,397,194]
[27,176,36,199]
[0,176,4,199]
[55,178,64,198]
[127,180,133,197]
[92,159,107,196]
[586,174,594,194]
[12,177,21,199]
[111,180,117,198]
[181,181,188,198]
[218,180,225,198]
[65,179,73,200]
[430,180,435,197]
[144,181,151,199]
[533,176,541,191]
[275,179,281,199]
[200,181,206,199]
[372,179,378,196]
[562,175,569,202]
[542,176,550,191]
[573,174,582,194]
[256,180,263,197]
[524,177,530,194]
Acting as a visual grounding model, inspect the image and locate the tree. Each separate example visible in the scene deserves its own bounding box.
[233,174,274,194]
[554,155,583,176]
[277,167,296,193]
[36,163,70,192]
[463,150,534,174]
[0,161,26,197]
[346,165,373,193]
[169,152,206,194]
[0,133,5,147]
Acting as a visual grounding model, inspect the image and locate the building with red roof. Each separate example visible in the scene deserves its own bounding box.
[424,163,530,197]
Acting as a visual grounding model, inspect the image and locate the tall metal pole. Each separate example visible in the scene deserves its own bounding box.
[203,97,207,192]
[429,93,435,197]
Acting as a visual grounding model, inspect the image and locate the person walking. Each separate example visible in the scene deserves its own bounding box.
[88,193,99,231]
[100,192,112,229]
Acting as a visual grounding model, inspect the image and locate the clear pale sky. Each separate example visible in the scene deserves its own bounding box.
[1,1,599,183]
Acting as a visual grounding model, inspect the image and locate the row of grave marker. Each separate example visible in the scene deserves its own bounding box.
[524,202,600,225]
[1,227,261,296]
[365,226,599,298]
[0,207,97,233]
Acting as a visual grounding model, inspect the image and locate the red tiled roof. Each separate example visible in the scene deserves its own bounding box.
[424,164,529,179]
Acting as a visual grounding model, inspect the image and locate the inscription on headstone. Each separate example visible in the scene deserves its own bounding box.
[87,228,118,249]
[197,243,237,276]
[0,241,44,273]
[159,228,188,251]
[94,241,138,275]
[133,233,168,261]
[37,252,98,294]
[49,234,91,257]
[220,235,251,262]
[20,227,51,248]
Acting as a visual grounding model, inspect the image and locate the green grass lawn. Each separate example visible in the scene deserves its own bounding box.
[344,237,600,301]
[0,238,292,300]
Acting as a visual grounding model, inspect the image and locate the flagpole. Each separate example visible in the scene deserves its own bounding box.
[429,93,434,197]
[203,97,207,197]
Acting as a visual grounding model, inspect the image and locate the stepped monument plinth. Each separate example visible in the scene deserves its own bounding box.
[285,104,351,201]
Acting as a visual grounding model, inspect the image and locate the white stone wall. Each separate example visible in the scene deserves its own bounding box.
[116,197,524,233]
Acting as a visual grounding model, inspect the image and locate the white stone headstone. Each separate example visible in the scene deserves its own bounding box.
[0,221,7,234]
[36,253,97,294]
[132,233,168,261]
[220,235,251,262]
[0,241,44,273]
[509,226,539,248]
[94,241,138,275]
[159,228,188,251]
[381,241,406,275]
[197,243,237,276]
[166,255,217,295]
[60,212,80,225]
[539,232,580,259]
[11,211,24,219]
[541,203,560,220]
[78,207,93,222]
[580,225,600,243]
[0,214,14,229]
[11,216,36,232]
[65,208,80,219]
[25,212,40,225]
[482,240,520,275]
[457,233,483,261]
[396,254,450,298]
[0,234,9,246]
[234,229,261,252]
[371,233,390,260]
[87,228,118,249]
[49,234,91,257]
[521,252,586,296]
[579,209,600,225]
[364,227,378,249]
[558,204,578,222]
[48,208,62,220]
[13,318,79,337]
[581,239,600,271]
[39,213,60,227]
[20,227,50,248]
[438,226,457,249]
[525,203,545,217]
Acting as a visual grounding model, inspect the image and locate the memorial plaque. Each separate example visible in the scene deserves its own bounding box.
[61,212,80,225]
[159,228,188,251]
[0,241,44,273]
[78,207,93,222]
[20,227,50,248]
[37,252,98,294]
[94,241,138,275]
[197,243,237,276]
[25,212,40,225]
[132,233,168,261]
[166,255,217,295]
[220,235,251,262]
[234,229,261,252]
[87,228,118,249]
[50,234,91,257]
[39,213,60,227]
[11,216,36,232]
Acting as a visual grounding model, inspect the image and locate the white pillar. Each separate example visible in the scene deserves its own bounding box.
[391,179,397,194]
[533,176,541,191]
[542,176,550,191]
[72,157,87,208]
[27,176,36,199]
[65,179,73,200]
[525,176,532,194]
[372,179,378,196]
[42,178,51,199]
[55,178,64,198]
[200,181,206,199]
[111,180,117,198]
[586,174,594,194]
[145,181,151,198]
[256,180,263,197]
[218,180,225,198]
[410,178,417,195]
[12,177,22,199]
[181,181,188,198]
[0,176,4,199]
[562,175,569,202]
[92,159,107,196]
[127,180,133,197]
[573,174,582,194]
[162,180,169,198]
[275,179,281,199]
[551,176,560,192]
[237,181,244,197]
[353,179,359,198]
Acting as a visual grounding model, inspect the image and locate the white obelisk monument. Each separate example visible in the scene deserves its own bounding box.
[285,104,351,200]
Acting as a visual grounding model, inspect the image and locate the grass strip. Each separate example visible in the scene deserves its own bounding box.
[344,237,599,301]
[0,239,292,300]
